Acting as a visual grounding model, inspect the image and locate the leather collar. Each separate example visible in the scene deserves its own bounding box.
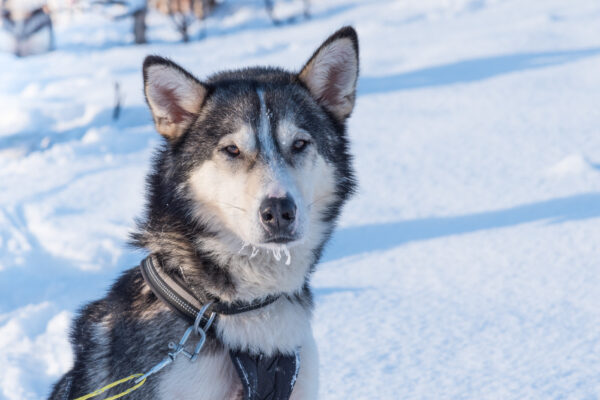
[139,255,281,325]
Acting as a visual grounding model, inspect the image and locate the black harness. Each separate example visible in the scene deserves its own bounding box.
[139,256,300,400]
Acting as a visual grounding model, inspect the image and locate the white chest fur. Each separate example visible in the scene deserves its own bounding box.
[216,297,311,356]
[157,298,319,400]
[158,346,242,400]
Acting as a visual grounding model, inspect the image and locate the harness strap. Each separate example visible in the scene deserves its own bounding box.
[230,349,300,400]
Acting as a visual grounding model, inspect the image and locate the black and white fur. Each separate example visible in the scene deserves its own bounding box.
[49,26,358,400]
[1,0,53,57]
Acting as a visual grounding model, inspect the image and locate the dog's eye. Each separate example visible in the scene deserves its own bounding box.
[292,139,310,153]
[223,145,240,157]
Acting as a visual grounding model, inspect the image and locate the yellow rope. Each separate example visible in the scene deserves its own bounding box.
[73,373,146,400]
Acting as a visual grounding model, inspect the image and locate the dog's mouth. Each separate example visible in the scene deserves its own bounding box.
[263,235,297,245]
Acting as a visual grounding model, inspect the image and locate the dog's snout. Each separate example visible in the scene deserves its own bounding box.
[259,195,296,236]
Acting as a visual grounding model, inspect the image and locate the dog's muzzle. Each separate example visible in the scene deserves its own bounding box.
[259,194,298,243]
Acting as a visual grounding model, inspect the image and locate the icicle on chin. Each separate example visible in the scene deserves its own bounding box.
[282,246,291,266]
[238,241,291,265]
[238,242,260,259]
[272,247,282,261]
[272,245,291,266]
[238,242,250,253]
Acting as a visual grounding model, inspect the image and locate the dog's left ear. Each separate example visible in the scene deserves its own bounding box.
[299,26,359,121]
[143,56,207,141]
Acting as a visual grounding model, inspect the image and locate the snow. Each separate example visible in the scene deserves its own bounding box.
[1,0,600,398]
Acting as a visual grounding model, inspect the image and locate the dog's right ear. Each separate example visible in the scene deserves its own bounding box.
[143,56,207,141]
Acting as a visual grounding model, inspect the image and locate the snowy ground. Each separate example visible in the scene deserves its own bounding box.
[1,0,600,398]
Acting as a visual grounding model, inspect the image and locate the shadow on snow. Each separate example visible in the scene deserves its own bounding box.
[322,192,600,262]
[359,48,600,95]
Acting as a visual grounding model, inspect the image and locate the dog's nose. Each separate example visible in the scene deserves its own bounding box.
[259,195,296,235]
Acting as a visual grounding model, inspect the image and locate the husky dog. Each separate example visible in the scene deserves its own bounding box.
[1,0,53,57]
[50,26,358,400]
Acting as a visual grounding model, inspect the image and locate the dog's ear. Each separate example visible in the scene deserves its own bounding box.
[143,56,207,141]
[299,26,359,121]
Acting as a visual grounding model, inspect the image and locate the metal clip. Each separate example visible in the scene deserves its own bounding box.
[189,302,216,361]
[166,302,216,361]
[134,303,217,384]
[167,325,195,358]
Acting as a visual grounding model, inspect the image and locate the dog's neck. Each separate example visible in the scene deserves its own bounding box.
[132,213,318,304]
[133,216,316,356]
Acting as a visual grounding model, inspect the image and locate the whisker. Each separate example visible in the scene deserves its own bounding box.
[215,201,247,212]
[308,195,332,207]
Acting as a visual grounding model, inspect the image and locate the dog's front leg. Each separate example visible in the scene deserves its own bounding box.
[290,331,319,400]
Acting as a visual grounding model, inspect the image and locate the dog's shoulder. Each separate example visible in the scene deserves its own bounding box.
[54,266,189,399]
[70,268,141,336]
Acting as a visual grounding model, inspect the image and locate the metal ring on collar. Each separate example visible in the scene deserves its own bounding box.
[194,302,216,336]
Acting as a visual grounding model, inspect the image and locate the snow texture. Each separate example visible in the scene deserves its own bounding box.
[1,0,600,399]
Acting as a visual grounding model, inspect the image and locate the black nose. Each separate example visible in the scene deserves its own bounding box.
[259,195,296,236]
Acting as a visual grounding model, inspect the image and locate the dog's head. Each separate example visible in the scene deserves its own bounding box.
[142,27,358,254]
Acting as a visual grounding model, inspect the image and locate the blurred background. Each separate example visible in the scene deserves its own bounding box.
[1,0,600,399]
